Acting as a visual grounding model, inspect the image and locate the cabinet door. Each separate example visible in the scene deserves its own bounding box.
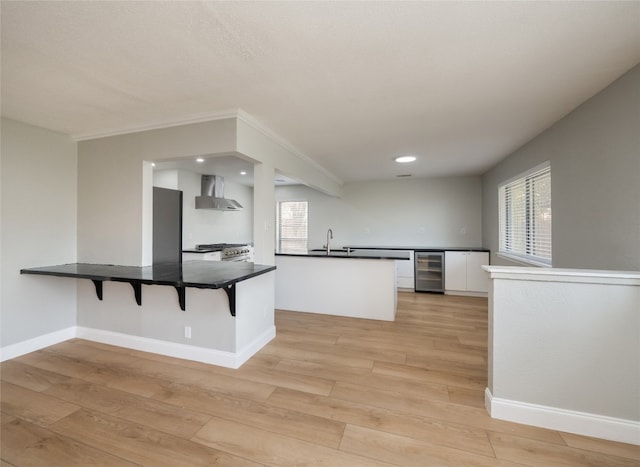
[444,251,467,291]
[466,252,489,292]
[396,250,415,277]
[396,250,415,289]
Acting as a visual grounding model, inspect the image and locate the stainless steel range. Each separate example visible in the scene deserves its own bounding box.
[196,243,253,262]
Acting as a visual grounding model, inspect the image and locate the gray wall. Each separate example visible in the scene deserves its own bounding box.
[276,176,483,249]
[77,115,342,267]
[482,64,640,270]
[1,118,78,348]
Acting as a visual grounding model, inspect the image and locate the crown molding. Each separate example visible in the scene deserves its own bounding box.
[71,109,242,141]
[235,109,343,186]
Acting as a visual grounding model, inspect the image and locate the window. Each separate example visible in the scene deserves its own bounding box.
[499,162,552,266]
[276,201,308,253]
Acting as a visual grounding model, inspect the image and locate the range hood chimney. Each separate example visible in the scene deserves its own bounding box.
[195,175,243,211]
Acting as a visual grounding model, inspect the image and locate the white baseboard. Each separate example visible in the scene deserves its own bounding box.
[76,326,276,369]
[445,290,488,297]
[1,325,275,370]
[235,327,277,368]
[485,388,640,445]
[0,326,76,362]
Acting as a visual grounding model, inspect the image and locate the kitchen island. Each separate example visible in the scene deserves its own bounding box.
[20,261,277,368]
[275,250,410,321]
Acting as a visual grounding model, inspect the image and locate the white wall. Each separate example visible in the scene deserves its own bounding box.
[1,118,77,352]
[482,64,640,270]
[153,169,178,190]
[154,169,254,247]
[178,170,254,247]
[276,176,483,249]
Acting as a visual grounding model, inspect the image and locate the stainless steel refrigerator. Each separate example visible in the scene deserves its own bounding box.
[153,186,183,264]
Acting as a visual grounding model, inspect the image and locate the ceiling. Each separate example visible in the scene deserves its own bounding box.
[150,154,298,187]
[2,2,639,184]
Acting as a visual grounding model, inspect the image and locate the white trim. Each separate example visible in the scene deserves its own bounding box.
[498,161,552,266]
[445,291,488,298]
[483,265,640,286]
[485,388,640,445]
[0,324,276,368]
[236,110,343,186]
[0,326,76,362]
[235,326,277,368]
[76,326,275,369]
[72,108,242,141]
[497,160,551,190]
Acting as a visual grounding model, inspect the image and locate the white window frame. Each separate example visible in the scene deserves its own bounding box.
[276,200,309,253]
[498,161,552,267]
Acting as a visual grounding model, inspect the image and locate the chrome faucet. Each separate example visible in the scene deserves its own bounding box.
[326,228,333,255]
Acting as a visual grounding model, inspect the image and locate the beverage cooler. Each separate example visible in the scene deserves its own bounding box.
[414,251,444,293]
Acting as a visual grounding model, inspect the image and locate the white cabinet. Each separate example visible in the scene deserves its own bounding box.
[395,250,415,289]
[465,252,489,292]
[444,251,489,296]
[182,251,222,262]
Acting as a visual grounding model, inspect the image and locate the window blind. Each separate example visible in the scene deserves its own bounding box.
[276,201,308,253]
[499,164,552,265]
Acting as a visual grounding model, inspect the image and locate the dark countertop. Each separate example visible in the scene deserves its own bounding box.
[275,249,410,260]
[20,261,276,289]
[345,245,490,252]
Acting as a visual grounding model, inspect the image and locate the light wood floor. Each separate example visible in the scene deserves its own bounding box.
[2,292,638,466]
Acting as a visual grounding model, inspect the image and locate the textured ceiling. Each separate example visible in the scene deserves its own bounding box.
[2,1,639,182]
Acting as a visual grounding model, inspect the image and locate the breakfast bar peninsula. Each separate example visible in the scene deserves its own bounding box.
[21,261,277,368]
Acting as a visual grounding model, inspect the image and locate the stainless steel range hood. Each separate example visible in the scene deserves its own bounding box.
[195,175,243,211]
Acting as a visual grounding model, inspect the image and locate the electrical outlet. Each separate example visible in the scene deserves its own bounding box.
[184,326,192,339]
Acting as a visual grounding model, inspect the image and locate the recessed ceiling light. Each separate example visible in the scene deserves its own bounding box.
[196,158,205,163]
[151,162,156,167]
[240,171,247,175]
[394,155,416,163]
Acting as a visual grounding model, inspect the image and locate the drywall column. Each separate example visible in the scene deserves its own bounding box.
[253,162,275,265]
[483,265,640,444]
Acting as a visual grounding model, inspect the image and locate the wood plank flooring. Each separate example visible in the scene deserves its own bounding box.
[2,292,638,466]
